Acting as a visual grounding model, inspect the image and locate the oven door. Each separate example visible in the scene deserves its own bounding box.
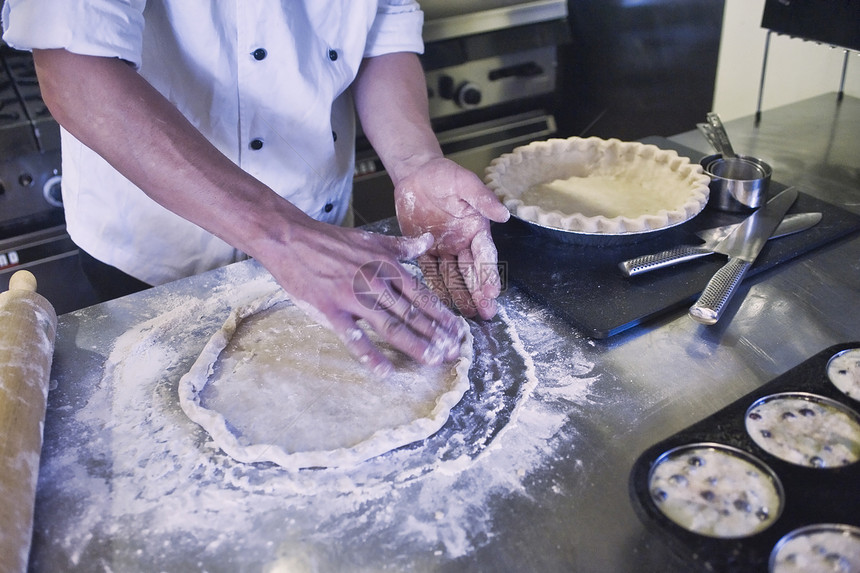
[351,110,556,226]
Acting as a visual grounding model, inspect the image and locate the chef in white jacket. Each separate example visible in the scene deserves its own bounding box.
[1,0,510,377]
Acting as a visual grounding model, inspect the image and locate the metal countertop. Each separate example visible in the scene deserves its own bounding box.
[33,94,860,572]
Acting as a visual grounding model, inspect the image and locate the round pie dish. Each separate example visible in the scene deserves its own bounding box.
[485,136,711,244]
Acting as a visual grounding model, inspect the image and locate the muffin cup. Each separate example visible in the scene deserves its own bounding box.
[648,442,784,538]
[745,392,860,468]
[827,348,860,402]
[769,523,860,573]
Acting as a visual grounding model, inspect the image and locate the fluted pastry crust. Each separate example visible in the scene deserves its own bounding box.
[485,137,711,234]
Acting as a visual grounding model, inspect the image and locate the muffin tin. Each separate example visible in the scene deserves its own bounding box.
[630,342,860,572]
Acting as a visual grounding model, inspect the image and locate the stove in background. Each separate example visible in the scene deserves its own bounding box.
[0,45,100,314]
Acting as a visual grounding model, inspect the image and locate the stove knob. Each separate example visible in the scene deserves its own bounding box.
[437,75,455,100]
[455,82,482,108]
[43,174,63,208]
[18,173,34,187]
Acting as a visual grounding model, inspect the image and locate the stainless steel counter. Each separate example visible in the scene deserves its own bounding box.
[32,94,859,572]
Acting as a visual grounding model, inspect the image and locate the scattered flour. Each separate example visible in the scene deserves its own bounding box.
[33,267,600,572]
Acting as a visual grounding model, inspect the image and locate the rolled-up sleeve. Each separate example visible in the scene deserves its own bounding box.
[2,0,146,67]
[364,0,424,58]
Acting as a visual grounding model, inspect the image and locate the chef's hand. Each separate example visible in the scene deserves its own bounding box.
[260,219,467,379]
[394,157,511,320]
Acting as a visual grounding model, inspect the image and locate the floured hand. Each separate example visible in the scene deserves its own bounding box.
[256,218,466,379]
[394,157,510,320]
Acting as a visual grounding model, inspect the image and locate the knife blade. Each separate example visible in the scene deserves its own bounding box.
[689,187,799,325]
[618,212,821,277]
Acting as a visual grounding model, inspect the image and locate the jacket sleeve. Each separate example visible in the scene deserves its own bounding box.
[2,0,146,67]
[364,0,424,58]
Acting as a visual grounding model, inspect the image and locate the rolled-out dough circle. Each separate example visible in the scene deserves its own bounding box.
[178,292,473,469]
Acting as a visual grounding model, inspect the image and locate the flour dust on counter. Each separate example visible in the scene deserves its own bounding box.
[30,267,602,572]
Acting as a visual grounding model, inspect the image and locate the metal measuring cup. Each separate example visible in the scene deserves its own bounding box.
[697,113,772,212]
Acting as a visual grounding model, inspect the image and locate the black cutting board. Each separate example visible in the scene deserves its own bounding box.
[492,138,860,338]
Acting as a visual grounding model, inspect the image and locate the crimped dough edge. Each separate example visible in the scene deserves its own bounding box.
[178,291,474,470]
[485,136,711,234]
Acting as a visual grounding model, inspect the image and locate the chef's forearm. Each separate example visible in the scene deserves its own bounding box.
[32,48,307,258]
[353,51,443,186]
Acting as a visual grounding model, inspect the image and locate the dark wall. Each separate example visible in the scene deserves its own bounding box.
[556,0,725,141]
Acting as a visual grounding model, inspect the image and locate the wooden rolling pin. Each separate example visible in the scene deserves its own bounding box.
[0,270,57,573]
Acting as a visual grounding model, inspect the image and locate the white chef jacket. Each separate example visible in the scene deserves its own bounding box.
[1,1,424,285]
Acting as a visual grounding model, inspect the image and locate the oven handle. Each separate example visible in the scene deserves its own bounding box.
[488,62,544,81]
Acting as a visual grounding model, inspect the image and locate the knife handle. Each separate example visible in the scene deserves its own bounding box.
[619,246,715,277]
[689,258,752,325]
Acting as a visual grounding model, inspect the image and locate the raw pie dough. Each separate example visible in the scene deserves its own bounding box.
[485,136,711,234]
[178,292,473,469]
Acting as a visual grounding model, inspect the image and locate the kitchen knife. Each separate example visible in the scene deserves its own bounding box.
[619,211,821,277]
[688,187,798,325]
